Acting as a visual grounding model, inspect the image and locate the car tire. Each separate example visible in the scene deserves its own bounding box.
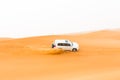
[72,48,77,52]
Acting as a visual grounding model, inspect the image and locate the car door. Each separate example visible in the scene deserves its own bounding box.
[64,43,72,50]
[57,43,65,49]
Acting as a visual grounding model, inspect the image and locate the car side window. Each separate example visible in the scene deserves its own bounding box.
[58,43,71,46]
[64,43,71,46]
[68,43,71,46]
[58,43,64,46]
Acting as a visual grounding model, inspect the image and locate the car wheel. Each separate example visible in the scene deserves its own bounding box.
[72,48,77,52]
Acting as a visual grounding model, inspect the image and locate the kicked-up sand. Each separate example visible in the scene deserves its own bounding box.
[0,30,120,80]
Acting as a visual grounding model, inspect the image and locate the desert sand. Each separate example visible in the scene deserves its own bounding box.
[0,38,12,41]
[0,30,120,80]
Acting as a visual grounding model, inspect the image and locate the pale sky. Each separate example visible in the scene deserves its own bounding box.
[0,0,120,38]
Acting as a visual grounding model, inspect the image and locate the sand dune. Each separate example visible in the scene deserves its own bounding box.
[0,30,120,80]
[0,38,13,41]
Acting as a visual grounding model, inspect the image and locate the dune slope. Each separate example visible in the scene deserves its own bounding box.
[0,30,120,80]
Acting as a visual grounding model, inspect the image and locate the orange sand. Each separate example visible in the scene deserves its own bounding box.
[0,38,12,41]
[0,30,120,80]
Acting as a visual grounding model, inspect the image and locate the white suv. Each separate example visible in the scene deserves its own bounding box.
[52,40,79,52]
